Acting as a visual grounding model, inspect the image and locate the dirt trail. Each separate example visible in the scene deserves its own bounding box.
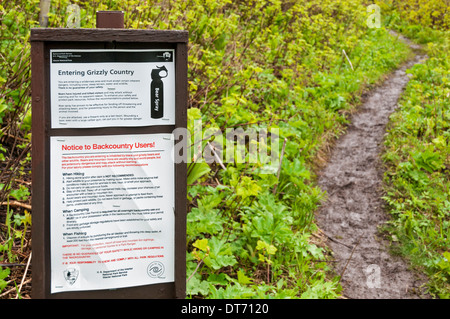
[316,34,430,299]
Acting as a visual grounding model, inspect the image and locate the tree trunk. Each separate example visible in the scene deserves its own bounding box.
[39,0,51,27]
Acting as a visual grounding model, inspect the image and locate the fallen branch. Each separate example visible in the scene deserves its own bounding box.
[0,263,29,267]
[342,49,354,71]
[338,234,363,285]
[16,252,32,299]
[186,250,210,285]
[207,141,226,170]
[0,200,32,211]
[0,278,31,298]
[326,234,354,250]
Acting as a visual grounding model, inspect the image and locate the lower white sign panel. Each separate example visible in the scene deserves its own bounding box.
[50,134,174,293]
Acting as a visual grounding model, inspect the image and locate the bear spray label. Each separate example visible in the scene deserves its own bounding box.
[151,66,168,119]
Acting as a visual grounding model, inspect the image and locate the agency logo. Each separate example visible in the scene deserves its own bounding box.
[147,261,165,278]
[163,52,171,61]
[63,268,79,285]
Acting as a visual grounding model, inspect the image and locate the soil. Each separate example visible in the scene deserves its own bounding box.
[316,33,431,299]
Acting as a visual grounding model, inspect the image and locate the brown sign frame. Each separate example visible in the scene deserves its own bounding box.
[30,28,188,299]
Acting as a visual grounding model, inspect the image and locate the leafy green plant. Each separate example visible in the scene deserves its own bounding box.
[9,185,29,202]
[0,267,10,293]
[256,240,277,283]
[187,162,211,185]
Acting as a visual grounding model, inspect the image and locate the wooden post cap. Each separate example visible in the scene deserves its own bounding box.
[96,11,124,28]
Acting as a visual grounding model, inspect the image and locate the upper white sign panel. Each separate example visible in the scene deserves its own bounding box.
[50,49,175,128]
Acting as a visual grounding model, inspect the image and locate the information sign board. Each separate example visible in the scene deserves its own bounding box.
[30,26,188,299]
[50,134,174,293]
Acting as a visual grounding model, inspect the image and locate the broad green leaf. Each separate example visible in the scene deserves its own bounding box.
[187,207,224,237]
[203,236,237,270]
[237,270,253,285]
[192,238,209,252]
[236,176,261,199]
[186,276,212,296]
[0,267,10,293]
[187,162,211,185]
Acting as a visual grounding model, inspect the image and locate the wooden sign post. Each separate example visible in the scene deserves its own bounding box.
[30,12,188,299]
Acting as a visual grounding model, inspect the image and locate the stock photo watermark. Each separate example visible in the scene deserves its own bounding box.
[367,4,381,29]
[365,264,381,288]
[172,119,281,169]
[66,4,81,28]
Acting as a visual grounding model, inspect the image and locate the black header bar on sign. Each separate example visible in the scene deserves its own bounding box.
[51,50,174,63]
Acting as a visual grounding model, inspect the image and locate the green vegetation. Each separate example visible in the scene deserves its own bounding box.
[0,0,448,298]
[0,0,36,298]
[377,0,450,298]
[179,0,412,298]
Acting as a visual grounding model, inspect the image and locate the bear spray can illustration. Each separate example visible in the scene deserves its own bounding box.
[150,65,168,119]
